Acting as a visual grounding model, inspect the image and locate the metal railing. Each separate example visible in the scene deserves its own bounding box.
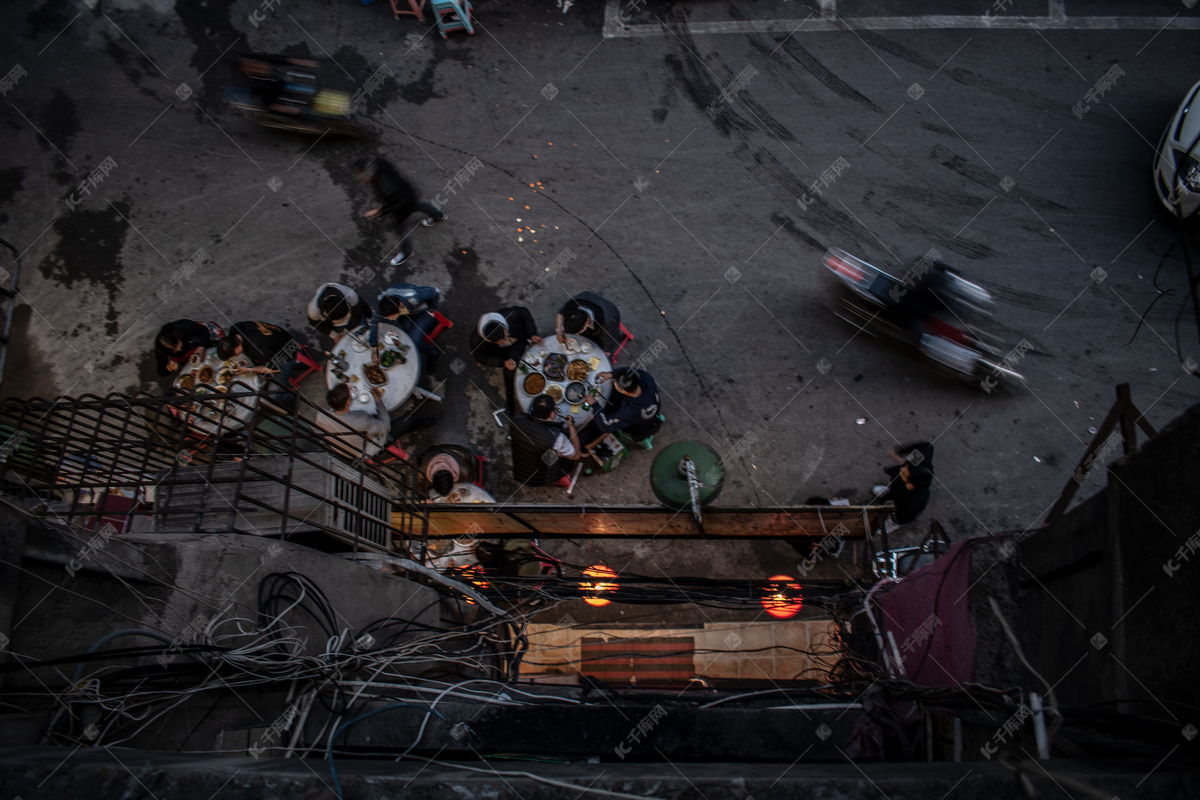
[0,383,427,557]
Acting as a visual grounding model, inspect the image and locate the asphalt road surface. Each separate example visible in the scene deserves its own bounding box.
[2,0,1198,570]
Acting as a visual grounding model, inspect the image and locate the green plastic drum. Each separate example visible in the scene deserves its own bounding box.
[650,441,724,510]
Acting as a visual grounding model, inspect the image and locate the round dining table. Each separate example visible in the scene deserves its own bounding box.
[512,335,612,424]
[325,324,421,412]
[170,348,261,434]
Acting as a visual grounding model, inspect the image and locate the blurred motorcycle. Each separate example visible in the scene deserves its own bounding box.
[823,248,1025,390]
[223,54,362,138]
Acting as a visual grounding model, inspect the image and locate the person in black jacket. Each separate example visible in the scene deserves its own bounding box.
[470,307,542,415]
[155,320,224,376]
[555,291,622,355]
[307,283,373,344]
[510,395,581,487]
[353,156,446,267]
[216,321,304,408]
[872,441,935,525]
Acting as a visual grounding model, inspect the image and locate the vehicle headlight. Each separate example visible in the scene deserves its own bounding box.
[1183,158,1200,193]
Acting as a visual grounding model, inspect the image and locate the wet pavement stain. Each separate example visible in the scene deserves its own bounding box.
[0,167,25,225]
[37,89,80,186]
[38,203,130,337]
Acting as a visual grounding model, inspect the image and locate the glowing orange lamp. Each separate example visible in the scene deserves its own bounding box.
[762,574,803,619]
[457,564,490,604]
[580,565,619,607]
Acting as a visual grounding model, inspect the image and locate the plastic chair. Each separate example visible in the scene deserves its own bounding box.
[611,323,635,363]
[431,0,474,37]
[369,441,411,466]
[388,0,427,21]
[289,344,324,390]
[425,310,454,346]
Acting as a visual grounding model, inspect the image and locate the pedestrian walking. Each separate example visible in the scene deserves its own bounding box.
[872,441,935,525]
[353,156,447,267]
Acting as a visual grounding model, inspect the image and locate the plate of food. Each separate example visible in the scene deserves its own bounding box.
[542,352,568,380]
[523,372,546,395]
[189,353,202,366]
[214,385,229,394]
[545,383,564,402]
[580,341,592,354]
[363,364,388,386]
[565,381,587,403]
[562,337,579,353]
[357,392,371,404]
[198,366,215,384]
[566,359,590,381]
[380,349,403,368]
[217,368,234,386]
[178,374,196,391]
[195,385,211,395]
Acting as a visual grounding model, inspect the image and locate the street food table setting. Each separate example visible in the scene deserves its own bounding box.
[171,349,262,434]
[513,334,611,423]
[326,324,422,411]
[428,481,496,504]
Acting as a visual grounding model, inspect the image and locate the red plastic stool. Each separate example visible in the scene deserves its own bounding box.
[612,323,635,363]
[425,310,454,346]
[289,344,324,390]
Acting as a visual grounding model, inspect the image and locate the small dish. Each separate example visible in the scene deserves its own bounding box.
[357,392,371,404]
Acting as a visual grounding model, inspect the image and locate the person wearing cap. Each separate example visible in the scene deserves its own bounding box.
[307,283,373,344]
[555,291,621,355]
[469,306,542,415]
[872,442,935,524]
[372,282,441,374]
[352,156,446,267]
[578,366,663,451]
[510,394,582,487]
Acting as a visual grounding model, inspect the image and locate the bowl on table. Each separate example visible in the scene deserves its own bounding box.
[543,353,567,380]
[198,366,215,384]
[524,373,546,395]
[566,359,590,382]
[545,384,564,402]
[565,381,587,403]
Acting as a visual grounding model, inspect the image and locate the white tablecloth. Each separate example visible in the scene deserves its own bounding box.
[513,335,612,424]
[325,324,421,412]
[428,481,496,504]
[171,348,261,434]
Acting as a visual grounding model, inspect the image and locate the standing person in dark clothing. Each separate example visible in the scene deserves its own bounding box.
[872,442,935,524]
[353,156,447,267]
[510,394,582,487]
[469,307,542,415]
[555,292,622,356]
[216,321,304,408]
[155,320,224,376]
[307,283,373,344]
[577,367,663,450]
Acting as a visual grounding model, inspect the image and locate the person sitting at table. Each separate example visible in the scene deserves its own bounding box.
[578,367,663,451]
[555,291,621,356]
[372,282,441,375]
[469,306,541,415]
[216,321,304,409]
[316,382,435,460]
[307,283,373,344]
[418,443,482,499]
[510,394,582,487]
[155,320,224,376]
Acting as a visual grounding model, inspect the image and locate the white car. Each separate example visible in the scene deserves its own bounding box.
[1155,79,1200,218]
